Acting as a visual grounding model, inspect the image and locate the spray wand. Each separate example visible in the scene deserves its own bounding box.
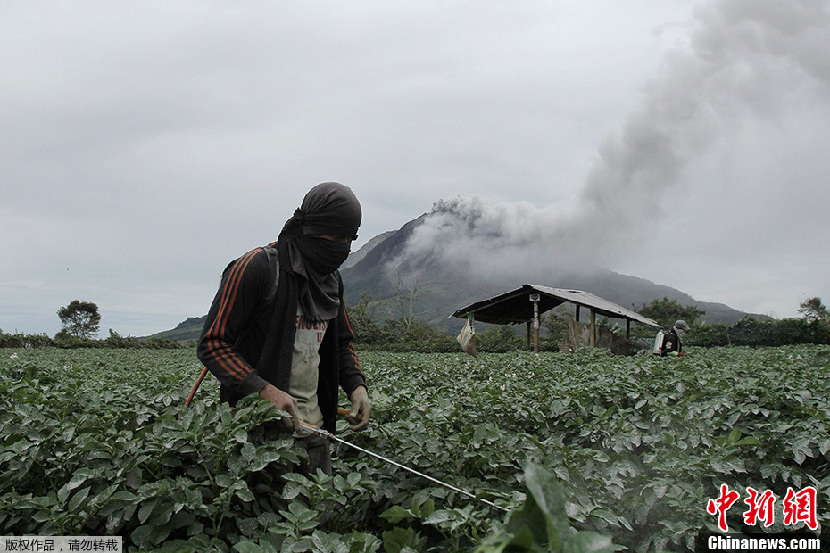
[186,366,509,513]
[298,421,509,513]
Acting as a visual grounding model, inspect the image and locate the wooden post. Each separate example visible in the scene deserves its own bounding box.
[590,309,596,347]
[533,300,539,353]
[626,319,631,339]
[526,321,531,351]
[529,293,540,354]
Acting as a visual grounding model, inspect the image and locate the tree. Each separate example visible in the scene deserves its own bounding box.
[57,300,101,340]
[347,292,385,343]
[798,297,828,323]
[477,324,524,353]
[390,270,424,332]
[638,297,705,329]
[544,309,573,346]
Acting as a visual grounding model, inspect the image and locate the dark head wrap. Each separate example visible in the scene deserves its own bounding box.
[279,182,361,321]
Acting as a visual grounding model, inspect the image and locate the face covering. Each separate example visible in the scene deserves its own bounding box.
[296,235,351,275]
[278,182,362,321]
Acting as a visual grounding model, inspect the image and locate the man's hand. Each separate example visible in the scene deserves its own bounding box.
[347,385,371,431]
[259,384,301,432]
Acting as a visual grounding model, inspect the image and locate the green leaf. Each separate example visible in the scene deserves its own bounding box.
[347,472,362,487]
[131,524,156,549]
[382,527,417,553]
[215,474,234,488]
[57,484,72,504]
[562,532,616,553]
[235,484,254,502]
[521,463,569,547]
[234,428,249,443]
[64,467,98,493]
[380,506,412,524]
[32,509,54,523]
[311,530,350,553]
[149,502,173,527]
[138,498,158,524]
[414,498,435,519]
[233,541,265,553]
[67,486,91,511]
[110,491,138,502]
[249,449,285,472]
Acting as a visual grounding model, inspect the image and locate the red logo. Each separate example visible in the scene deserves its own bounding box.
[707,484,819,532]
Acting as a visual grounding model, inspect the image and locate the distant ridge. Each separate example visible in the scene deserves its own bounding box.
[151,316,206,342]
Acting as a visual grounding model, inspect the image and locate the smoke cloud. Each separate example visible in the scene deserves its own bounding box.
[391,0,830,283]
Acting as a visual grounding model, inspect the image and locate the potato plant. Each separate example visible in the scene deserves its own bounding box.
[1,346,827,552]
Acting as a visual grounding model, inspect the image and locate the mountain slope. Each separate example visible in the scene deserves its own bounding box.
[339,212,751,329]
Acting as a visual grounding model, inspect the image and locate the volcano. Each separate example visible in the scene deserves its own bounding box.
[340,201,752,331]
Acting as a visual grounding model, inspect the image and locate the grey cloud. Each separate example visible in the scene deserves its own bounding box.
[1,0,827,335]
[392,0,830,302]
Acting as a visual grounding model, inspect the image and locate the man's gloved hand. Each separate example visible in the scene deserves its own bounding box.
[347,385,371,431]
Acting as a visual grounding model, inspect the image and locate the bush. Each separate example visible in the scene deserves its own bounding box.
[685,323,731,347]
[141,336,189,350]
[686,317,830,347]
[101,329,143,349]
[0,329,189,351]
[477,325,524,353]
[53,329,97,349]
[0,330,54,349]
[351,317,458,352]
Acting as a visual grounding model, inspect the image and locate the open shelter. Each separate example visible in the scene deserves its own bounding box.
[451,284,658,353]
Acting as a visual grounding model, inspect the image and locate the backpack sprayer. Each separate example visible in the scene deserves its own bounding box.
[186,367,509,513]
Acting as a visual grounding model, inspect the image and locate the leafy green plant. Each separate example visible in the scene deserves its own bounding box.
[1,345,827,551]
[476,464,615,552]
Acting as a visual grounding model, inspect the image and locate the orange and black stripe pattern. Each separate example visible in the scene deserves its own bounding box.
[342,304,364,378]
[201,247,263,381]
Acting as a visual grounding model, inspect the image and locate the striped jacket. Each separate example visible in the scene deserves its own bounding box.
[196,241,365,432]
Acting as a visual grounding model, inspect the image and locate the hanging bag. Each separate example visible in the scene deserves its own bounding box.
[457,315,478,358]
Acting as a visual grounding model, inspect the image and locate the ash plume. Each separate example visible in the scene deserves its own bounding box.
[390,0,830,283]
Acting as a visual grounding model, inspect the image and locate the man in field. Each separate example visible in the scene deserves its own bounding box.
[658,320,691,357]
[197,182,371,475]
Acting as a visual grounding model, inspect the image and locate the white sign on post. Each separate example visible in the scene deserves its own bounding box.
[530,294,540,329]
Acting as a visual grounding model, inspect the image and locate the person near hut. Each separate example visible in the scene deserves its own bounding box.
[197,182,371,476]
[656,320,691,357]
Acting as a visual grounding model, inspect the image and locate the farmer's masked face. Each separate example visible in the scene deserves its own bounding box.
[296,235,351,275]
[281,182,361,276]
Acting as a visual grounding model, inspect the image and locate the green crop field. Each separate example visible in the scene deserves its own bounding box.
[1,346,828,552]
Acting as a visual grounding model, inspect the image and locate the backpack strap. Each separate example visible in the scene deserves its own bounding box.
[262,245,280,303]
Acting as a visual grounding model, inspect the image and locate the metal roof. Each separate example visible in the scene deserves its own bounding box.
[451,284,658,327]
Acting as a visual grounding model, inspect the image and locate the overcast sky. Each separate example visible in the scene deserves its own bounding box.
[2,0,828,337]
